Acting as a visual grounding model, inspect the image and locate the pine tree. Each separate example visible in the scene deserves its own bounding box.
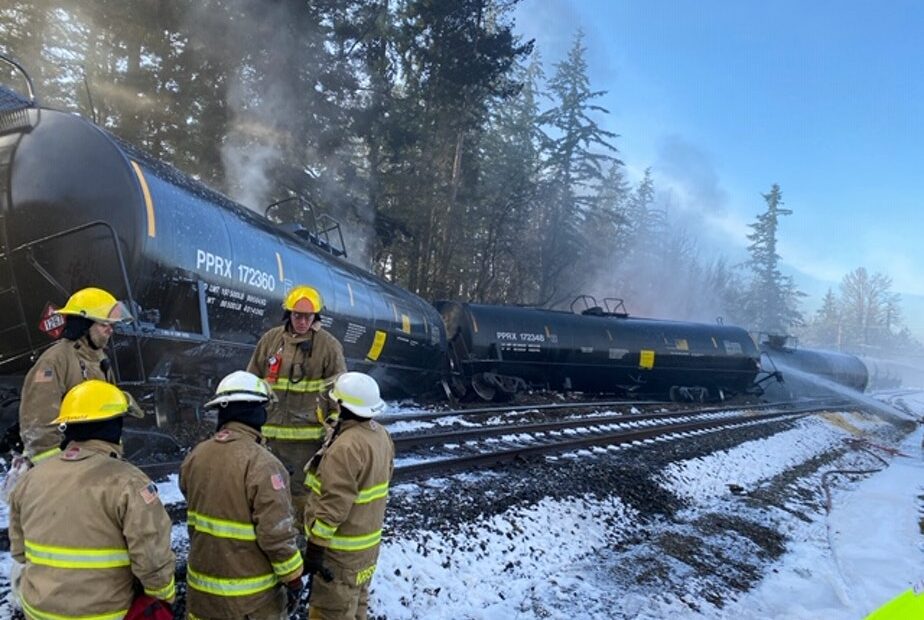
[806,288,841,348]
[536,30,619,306]
[742,183,803,333]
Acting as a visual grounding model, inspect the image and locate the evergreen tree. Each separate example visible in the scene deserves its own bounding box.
[536,30,619,306]
[742,183,803,333]
[464,56,544,302]
[805,288,841,348]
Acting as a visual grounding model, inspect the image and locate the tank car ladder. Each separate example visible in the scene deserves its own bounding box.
[0,54,40,368]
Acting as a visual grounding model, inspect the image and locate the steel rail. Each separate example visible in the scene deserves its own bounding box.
[391,402,858,483]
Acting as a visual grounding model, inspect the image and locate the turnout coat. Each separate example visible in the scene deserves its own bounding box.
[9,440,176,620]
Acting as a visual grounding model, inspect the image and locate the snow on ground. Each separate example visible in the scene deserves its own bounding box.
[375,494,639,618]
[371,395,923,619]
[0,392,920,619]
[661,411,881,502]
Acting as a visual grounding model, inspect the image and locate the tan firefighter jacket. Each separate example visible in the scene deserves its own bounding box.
[246,324,346,442]
[180,421,304,618]
[19,335,115,463]
[8,440,176,620]
[304,418,394,585]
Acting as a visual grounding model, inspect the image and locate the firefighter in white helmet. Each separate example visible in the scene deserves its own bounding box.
[180,371,304,620]
[247,285,346,519]
[303,372,394,620]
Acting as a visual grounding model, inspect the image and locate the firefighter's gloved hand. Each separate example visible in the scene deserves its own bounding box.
[285,576,304,614]
[2,455,31,504]
[9,559,25,610]
[305,541,326,575]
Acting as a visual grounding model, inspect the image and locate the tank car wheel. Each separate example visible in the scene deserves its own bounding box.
[448,376,468,399]
[154,386,179,429]
[471,374,497,401]
[669,386,682,403]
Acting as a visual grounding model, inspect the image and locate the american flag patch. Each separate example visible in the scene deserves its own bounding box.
[34,368,54,383]
[139,482,159,504]
[271,473,286,491]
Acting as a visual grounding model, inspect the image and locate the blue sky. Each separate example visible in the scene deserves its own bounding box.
[513,0,924,336]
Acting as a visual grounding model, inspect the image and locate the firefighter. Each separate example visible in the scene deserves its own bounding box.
[18,286,133,464]
[303,372,394,620]
[180,370,304,620]
[8,380,176,619]
[247,285,346,518]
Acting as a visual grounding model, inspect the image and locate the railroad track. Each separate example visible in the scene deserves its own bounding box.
[389,399,856,482]
[137,398,844,482]
[0,397,866,547]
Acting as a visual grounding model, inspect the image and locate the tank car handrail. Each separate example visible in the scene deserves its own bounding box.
[9,220,146,384]
[265,195,347,257]
[0,54,38,106]
[570,294,598,314]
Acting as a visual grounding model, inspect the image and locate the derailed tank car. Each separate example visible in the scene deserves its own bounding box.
[436,297,761,401]
[759,335,869,397]
[0,62,445,429]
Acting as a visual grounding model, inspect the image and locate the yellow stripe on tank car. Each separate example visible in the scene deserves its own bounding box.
[130,161,156,238]
[275,252,285,281]
[367,330,387,361]
[639,349,655,369]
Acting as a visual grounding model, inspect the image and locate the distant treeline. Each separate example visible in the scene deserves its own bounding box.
[0,1,917,354]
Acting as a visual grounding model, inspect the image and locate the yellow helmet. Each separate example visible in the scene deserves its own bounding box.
[51,380,143,425]
[56,287,133,324]
[283,285,323,314]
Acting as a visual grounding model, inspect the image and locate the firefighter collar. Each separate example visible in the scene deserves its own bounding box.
[215,421,262,444]
[60,439,124,461]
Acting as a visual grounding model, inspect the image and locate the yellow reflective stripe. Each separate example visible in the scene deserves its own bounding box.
[271,550,304,577]
[303,476,388,505]
[328,530,382,552]
[21,596,127,620]
[337,393,365,407]
[186,567,277,597]
[144,575,176,600]
[308,519,336,540]
[304,472,321,494]
[304,525,382,552]
[356,564,376,585]
[355,481,389,504]
[31,447,61,463]
[262,425,325,440]
[24,540,129,569]
[272,378,327,394]
[188,510,257,541]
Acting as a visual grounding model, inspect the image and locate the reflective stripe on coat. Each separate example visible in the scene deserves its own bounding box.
[304,418,394,584]
[246,324,346,438]
[180,422,303,619]
[8,440,176,619]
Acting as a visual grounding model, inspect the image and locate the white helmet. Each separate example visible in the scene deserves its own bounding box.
[330,372,386,418]
[205,371,272,409]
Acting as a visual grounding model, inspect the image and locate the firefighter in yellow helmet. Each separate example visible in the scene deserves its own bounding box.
[8,380,176,619]
[18,287,134,464]
[303,372,394,620]
[180,371,304,620]
[247,285,346,519]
